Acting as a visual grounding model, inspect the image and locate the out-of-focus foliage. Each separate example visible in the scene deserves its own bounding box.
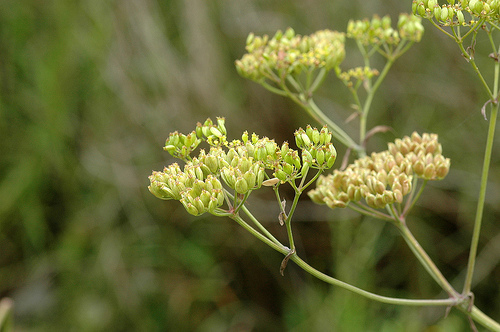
[0,0,498,330]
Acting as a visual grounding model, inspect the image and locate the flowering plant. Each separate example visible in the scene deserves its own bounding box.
[149,3,500,330]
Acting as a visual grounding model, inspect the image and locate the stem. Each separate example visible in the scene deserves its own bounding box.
[290,255,456,307]
[359,58,394,144]
[402,178,427,217]
[466,305,500,331]
[395,218,460,298]
[227,212,288,254]
[463,101,499,295]
[241,203,284,247]
[306,98,361,152]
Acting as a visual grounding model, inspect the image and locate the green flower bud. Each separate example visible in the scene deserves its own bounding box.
[316,149,325,165]
[181,199,201,216]
[301,133,311,147]
[255,145,267,162]
[216,117,227,135]
[434,5,442,19]
[193,196,206,214]
[221,168,236,188]
[242,131,249,143]
[418,2,427,16]
[275,169,288,182]
[210,126,223,138]
[412,0,418,15]
[204,154,219,173]
[199,190,211,207]
[301,162,310,176]
[244,170,257,189]
[207,195,219,213]
[302,149,313,164]
[235,177,249,194]
[282,162,294,175]
[440,6,449,21]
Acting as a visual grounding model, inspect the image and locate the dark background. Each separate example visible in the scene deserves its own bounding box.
[1,0,499,330]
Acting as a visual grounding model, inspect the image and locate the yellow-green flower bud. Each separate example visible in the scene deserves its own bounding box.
[282,162,294,175]
[318,126,329,144]
[181,199,201,216]
[316,148,325,165]
[301,133,311,147]
[199,190,211,207]
[204,154,219,173]
[241,131,249,144]
[235,177,249,194]
[210,126,223,138]
[275,169,288,182]
[216,117,227,135]
[244,170,257,189]
[434,6,442,19]
[302,149,313,164]
[418,2,427,16]
[440,6,449,21]
[221,168,236,188]
[301,162,310,176]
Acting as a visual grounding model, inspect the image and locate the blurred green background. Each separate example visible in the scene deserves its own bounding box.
[1,0,499,330]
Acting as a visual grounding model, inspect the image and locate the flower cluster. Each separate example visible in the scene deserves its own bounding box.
[338,66,380,88]
[347,14,424,45]
[149,118,337,216]
[308,132,450,210]
[235,28,345,83]
[412,0,500,26]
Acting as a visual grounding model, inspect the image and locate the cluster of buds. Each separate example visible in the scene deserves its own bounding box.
[338,66,380,88]
[388,132,450,180]
[235,28,345,83]
[294,125,337,169]
[309,132,450,210]
[163,117,227,161]
[412,0,500,26]
[347,14,424,46]
[149,118,338,216]
[149,163,225,216]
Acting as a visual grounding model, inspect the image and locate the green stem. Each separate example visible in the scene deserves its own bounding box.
[241,203,284,247]
[290,255,456,307]
[463,101,499,296]
[466,305,500,331]
[306,98,361,152]
[228,212,288,254]
[402,178,427,217]
[359,58,394,144]
[395,218,460,298]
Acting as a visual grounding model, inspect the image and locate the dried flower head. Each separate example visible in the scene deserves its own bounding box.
[308,132,450,210]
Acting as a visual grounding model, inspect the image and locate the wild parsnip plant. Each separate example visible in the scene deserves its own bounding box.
[149,3,500,330]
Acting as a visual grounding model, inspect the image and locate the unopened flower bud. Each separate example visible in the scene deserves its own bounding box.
[302,149,313,164]
[235,177,249,194]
